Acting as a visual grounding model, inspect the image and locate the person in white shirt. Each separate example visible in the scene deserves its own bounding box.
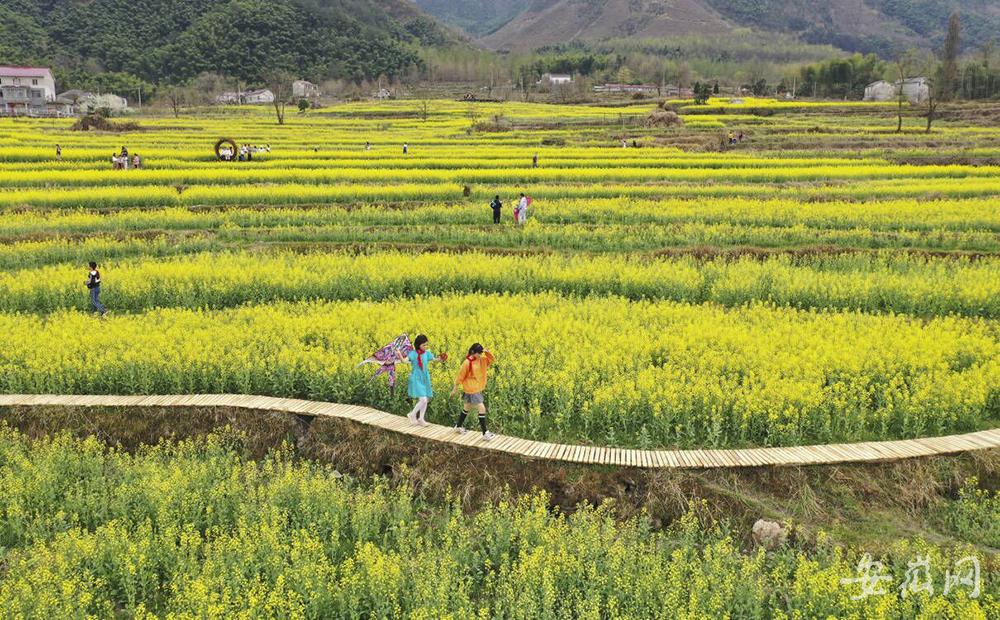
[517,193,529,224]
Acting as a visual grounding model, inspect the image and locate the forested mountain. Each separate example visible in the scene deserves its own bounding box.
[0,0,457,85]
[416,0,1000,55]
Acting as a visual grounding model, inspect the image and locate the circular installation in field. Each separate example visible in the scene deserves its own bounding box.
[214,137,238,161]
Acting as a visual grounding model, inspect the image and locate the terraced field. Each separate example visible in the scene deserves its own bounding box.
[2,97,1000,617]
[2,100,999,450]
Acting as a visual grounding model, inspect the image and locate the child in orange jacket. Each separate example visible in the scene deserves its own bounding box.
[450,343,495,440]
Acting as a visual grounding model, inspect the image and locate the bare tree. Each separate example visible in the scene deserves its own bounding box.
[925,80,940,133]
[892,51,917,133]
[262,70,294,125]
[161,84,193,118]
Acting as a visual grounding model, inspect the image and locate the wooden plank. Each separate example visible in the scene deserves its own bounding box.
[652,450,666,468]
[525,442,546,459]
[959,433,998,449]
[733,449,756,466]
[491,435,519,453]
[769,447,801,465]
[698,450,723,468]
[692,449,712,468]
[534,443,554,460]
[975,429,1000,444]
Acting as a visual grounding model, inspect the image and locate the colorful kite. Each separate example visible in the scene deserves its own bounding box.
[358,334,413,388]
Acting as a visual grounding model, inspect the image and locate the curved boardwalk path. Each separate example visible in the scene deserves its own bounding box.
[2,394,999,469]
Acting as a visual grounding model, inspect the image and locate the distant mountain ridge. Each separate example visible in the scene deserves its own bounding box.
[415,0,1000,54]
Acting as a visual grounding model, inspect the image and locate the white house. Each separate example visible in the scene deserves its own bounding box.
[0,66,57,100]
[898,77,929,103]
[864,77,929,104]
[216,91,241,105]
[594,83,658,95]
[292,80,320,99]
[243,89,275,104]
[863,80,895,101]
[539,73,572,86]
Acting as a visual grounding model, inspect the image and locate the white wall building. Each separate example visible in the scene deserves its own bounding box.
[864,77,929,104]
[864,80,894,101]
[539,73,572,85]
[0,66,57,100]
[243,89,275,104]
[292,80,320,99]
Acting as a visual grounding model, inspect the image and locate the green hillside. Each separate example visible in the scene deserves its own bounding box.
[0,0,455,84]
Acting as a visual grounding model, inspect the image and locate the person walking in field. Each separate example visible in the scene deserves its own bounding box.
[401,334,447,426]
[451,343,495,440]
[403,143,409,155]
[517,193,529,225]
[56,144,61,161]
[490,195,503,224]
[132,154,142,169]
[85,261,107,318]
[532,153,538,168]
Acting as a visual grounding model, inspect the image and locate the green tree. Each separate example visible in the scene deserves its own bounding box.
[939,11,961,100]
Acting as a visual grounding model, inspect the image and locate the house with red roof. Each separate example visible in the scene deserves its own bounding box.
[0,66,60,115]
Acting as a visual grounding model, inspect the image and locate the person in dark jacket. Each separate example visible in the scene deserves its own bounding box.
[85,261,107,317]
[490,195,503,224]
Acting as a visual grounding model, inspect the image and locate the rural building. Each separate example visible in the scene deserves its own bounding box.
[1,83,47,115]
[863,80,894,101]
[216,91,241,105]
[292,80,320,99]
[0,66,63,116]
[662,85,694,97]
[864,77,929,104]
[0,66,57,100]
[374,88,392,99]
[217,89,276,105]
[539,73,572,85]
[243,89,275,104]
[594,83,659,95]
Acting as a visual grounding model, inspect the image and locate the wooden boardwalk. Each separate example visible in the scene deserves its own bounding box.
[2,394,998,469]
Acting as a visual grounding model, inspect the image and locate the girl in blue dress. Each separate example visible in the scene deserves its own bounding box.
[404,334,446,425]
